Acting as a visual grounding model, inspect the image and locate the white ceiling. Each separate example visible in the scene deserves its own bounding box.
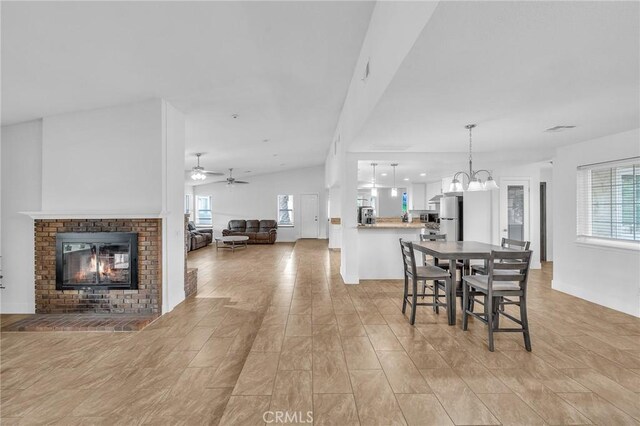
[352,1,640,160]
[1,1,374,178]
[358,159,457,188]
[3,1,638,185]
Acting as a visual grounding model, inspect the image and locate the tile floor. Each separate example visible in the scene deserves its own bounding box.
[1,239,639,425]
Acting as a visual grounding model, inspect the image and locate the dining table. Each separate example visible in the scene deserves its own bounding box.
[411,240,521,325]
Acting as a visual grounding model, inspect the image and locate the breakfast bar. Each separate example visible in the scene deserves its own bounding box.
[357,222,436,280]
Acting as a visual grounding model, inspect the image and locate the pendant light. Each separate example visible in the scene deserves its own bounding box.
[370,163,378,197]
[390,163,399,197]
[449,124,499,192]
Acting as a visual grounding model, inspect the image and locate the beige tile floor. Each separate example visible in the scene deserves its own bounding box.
[1,239,639,425]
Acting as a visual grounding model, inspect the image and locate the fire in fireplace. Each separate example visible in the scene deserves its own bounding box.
[56,232,138,290]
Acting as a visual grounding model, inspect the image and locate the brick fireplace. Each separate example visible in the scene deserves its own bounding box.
[35,219,162,314]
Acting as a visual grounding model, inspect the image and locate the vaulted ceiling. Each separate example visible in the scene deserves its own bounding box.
[2,1,638,181]
[1,1,374,177]
[352,1,640,163]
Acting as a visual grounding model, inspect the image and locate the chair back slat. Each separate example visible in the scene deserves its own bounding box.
[399,239,418,278]
[493,261,529,270]
[502,238,531,251]
[487,250,532,291]
[420,233,446,241]
[491,273,526,281]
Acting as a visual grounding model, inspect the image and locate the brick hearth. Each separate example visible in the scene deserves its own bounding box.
[35,219,162,314]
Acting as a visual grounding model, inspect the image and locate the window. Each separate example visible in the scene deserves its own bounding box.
[196,195,212,226]
[185,194,191,214]
[277,195,294,226]
[577,157,639,243]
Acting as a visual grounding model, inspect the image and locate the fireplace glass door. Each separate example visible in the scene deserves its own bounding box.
[57,233,138,290]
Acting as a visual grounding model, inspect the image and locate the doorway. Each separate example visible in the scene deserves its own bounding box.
[500,179,530,242]
[300,194,319,238]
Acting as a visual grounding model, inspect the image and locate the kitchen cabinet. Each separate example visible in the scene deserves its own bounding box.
[410,183,426,210]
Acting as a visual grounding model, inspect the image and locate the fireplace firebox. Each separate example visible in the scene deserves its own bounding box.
[56,232,138,290]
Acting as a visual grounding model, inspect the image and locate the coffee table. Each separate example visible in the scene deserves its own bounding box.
[215,235,249,252]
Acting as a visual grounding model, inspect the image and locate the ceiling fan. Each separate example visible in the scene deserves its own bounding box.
[214,168,249,185]
[189,153,223,181]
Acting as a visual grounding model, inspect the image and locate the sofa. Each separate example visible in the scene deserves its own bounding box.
[222,220,278,244]
[187,221,213,251]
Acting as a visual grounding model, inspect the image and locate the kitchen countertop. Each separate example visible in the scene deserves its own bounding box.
[357,222,438,229]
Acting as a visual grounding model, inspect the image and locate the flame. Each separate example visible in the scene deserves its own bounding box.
[73,253,114,283]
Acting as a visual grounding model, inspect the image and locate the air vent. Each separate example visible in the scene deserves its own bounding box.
[545,125,576,132]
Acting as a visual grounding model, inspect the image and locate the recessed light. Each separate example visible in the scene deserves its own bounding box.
[273,154,278,157]
[245,170,252,173]
[403,178,410,181]
[231,113,239,119]
[381,173,388,176]
[420,173,426,177]
[262,139,270,143]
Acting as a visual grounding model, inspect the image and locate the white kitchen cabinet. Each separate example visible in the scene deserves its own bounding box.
[410,183,426,210]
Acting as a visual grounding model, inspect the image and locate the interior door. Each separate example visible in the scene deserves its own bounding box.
[300,194,319,238]
[500,179,530,242]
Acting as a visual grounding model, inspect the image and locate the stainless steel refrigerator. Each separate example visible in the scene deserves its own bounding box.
[439,196,462,241]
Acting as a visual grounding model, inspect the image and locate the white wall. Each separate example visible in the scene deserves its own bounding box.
[553,128,640,316]
[328,185,342,249]
[377,187,407,217]
[463,190,493,246]
[540,166,554,261]
[1,100,187,314]
[195,166,327,242]
[162,101,186,312]
[41,100,163,212]
[0,120,43,313]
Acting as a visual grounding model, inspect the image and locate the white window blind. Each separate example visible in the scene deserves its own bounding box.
[576,157,640,243]
[277,195,294,226]
[195,195,212,226]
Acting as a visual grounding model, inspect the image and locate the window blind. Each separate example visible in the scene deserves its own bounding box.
[576,157,640,242]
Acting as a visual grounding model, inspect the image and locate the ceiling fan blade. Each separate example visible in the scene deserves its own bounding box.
[233,180,250,184]
[213,180,230,184]
[203,170,224,176]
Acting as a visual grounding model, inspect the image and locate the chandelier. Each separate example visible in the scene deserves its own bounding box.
[449,124,499,192]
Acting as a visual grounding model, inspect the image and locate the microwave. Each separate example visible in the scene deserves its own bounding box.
[420,213,439,223]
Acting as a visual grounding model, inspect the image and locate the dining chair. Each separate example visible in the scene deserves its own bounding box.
[462,249,533,351]
[470,238,530,275]
[399,238,449,325]
[419,233,464,271]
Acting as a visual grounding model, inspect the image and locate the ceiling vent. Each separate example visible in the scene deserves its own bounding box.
[545,125,576,132]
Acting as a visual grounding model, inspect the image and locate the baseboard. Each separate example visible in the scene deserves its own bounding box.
[340,271,359,285]
[552,279,640,317]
